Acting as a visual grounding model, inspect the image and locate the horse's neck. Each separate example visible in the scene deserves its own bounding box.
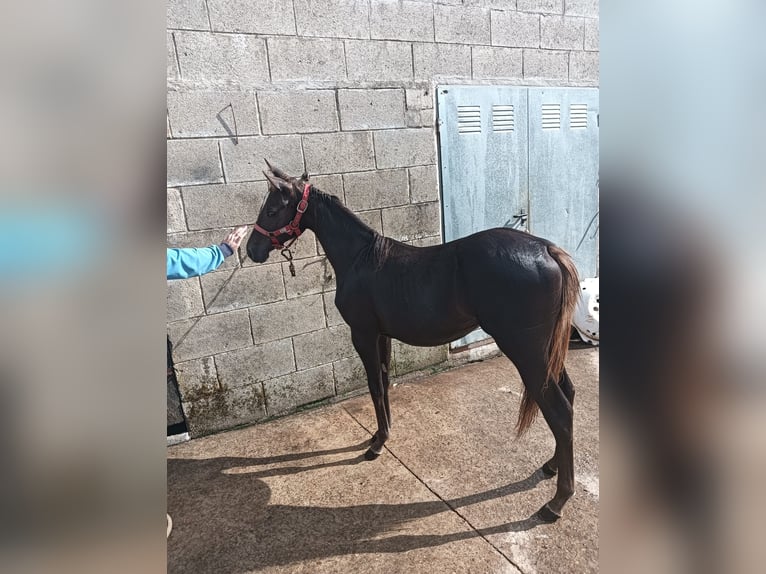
[304,191,376,278]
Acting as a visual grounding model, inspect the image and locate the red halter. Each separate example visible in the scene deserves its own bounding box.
[253,183,310,250]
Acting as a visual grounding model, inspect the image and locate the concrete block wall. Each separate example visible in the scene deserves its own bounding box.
[167,0,599,436]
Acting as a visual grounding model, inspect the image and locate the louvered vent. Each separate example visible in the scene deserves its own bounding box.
[457,105,481,134]
[492,105,514,132]
[542,103,561,130]
[570,103,588,129]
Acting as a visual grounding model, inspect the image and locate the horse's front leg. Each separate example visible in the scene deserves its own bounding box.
[370,335,393,446]
[351,329,389,460]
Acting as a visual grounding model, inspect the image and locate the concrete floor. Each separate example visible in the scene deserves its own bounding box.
[168,347,598,574]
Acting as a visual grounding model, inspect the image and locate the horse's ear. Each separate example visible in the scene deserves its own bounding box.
[263,171,291,196]
[263,158,292,181]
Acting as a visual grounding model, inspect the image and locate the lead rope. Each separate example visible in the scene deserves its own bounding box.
[281,247,295,277]
[280,235,300,276]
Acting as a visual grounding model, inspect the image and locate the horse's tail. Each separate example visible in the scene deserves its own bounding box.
[517,244,580,436]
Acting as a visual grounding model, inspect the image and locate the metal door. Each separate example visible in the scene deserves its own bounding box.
[437,85,599,349]
[528,88,599,278]
[437,86,529,348]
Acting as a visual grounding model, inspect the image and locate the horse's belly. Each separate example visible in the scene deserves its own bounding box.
[382,312,478,347]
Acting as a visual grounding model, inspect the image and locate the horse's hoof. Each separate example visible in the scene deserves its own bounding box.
[364,448,381,461]
[537,503,562,523]
[541,462,557,477]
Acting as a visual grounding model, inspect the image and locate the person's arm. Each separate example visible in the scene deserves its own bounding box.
[166,245,226,280]
[166,226,248,280]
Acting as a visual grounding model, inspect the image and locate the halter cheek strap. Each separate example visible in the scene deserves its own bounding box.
[253,183,311,250]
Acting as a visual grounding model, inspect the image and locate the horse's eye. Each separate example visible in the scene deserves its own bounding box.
[267,209,277,217]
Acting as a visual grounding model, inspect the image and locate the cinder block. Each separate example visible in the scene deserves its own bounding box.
[333,355,367,394]
[283,256,336,299]
[310,174,344,200]
[167,91,260,138]
[346,40,413,82]
[338,89,405,131]
[464,0,519,6]
[343,169,409,211]
[167,0,210,30]
[370,1,434,42]
[523,49,569,80]
[174,31,269,86]
[168,228,240,271]
[303,131,375,173]
[168,309,252,362]
[259,90,339,135]
[183,381,266,436]
[565,0,598,18]
[167,188,186,233]
[541,15,584,50]
[405,110,422,128]
[394,341,448,375]
[263,364,334,415]
[323,291,345,327]
[490,10,540,48]
[381,201,441,241]
[167,277,204,322]
[408,165,439,203]
[434,5,490,45]
[174,357,218,403]
[419,109,435,127]
[168,32,180,80]
[405,88,434,111]
[356,210,383,234]
[413,43,471,78]
[570,51,599,83]
[182,182,261,231]
[250,294,326,344]
[518,0,564,14]
[208,0,296,35]
[200,264,284,313]
[215,338,295,389]
[167,139,223,187]
[472,46,523,79]
[294,0,369,39]
[268,37,346,82]
[584,18,599,51]
[293,325,355,370]
[220,135,304,183]
[374,128,435,169]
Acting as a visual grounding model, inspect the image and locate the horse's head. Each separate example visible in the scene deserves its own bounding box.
[246,160,309,263]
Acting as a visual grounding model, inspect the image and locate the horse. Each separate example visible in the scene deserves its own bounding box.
[246,161,580,522]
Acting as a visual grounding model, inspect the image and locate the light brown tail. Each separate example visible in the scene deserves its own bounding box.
[516,245,580,435]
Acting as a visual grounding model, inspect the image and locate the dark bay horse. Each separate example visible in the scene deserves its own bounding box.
[246,162,580,522]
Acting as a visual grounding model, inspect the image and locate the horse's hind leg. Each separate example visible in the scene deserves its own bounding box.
[496,339,575,521]
[542,368,575,477]
[351,329,390,460]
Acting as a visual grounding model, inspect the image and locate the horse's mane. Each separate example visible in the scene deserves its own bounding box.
[312,187,393,268]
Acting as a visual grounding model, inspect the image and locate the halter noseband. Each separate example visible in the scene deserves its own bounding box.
[253,183,311,250]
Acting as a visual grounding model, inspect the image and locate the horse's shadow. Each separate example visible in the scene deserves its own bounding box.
[168,441,548,573]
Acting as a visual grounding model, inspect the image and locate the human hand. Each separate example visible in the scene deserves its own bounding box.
[223,226,249,252]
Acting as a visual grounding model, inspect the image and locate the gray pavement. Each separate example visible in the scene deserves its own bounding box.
[168,347,598,573]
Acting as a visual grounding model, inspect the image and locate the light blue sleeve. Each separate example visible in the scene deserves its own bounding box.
[166,246,226,279]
